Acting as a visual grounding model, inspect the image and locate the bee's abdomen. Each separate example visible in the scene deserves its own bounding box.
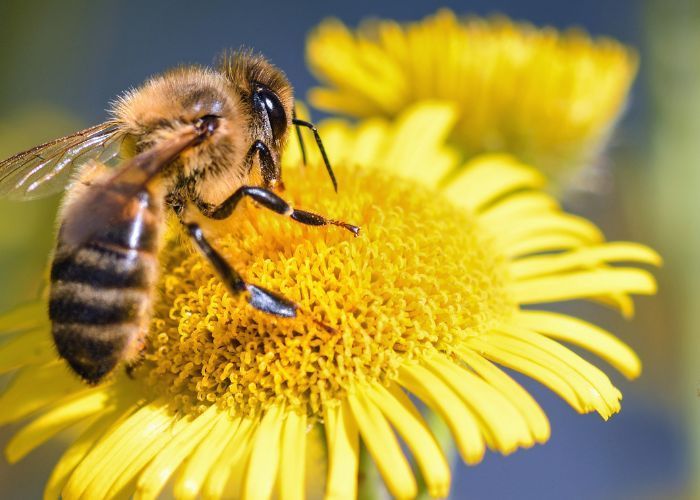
[49,278,149,325]
[51,243,151,289]
[50,190,161,384]
[51,321,141,384]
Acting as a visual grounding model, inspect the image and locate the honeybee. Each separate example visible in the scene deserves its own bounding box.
[0,50,358,384]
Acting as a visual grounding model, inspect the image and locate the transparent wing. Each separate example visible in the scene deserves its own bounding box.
[61,125,204,248]
[0,122,126,200]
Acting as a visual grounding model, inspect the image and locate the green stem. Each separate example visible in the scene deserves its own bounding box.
[358,441,383,500]
[416,409,457,499]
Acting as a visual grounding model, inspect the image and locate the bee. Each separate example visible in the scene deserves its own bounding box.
[0,50,358,384]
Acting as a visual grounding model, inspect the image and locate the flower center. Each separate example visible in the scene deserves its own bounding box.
[143,165,514,416]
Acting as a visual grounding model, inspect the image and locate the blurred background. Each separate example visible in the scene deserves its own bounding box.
[0,0,696,498]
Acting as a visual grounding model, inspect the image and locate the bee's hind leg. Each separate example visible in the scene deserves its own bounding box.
[184,221,297,317]
[125,362,140,379]
[124,333,148,379]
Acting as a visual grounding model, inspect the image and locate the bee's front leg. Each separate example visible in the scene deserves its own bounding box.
[195,186,360,236]
[183,221,297,317]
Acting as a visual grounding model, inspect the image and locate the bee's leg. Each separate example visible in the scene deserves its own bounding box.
[244,140,280,190]
[125,362,139,379]
[184,221,297,317]
[196,186,359,236]
[124,334,148,379]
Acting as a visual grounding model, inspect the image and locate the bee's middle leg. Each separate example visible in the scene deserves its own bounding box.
[184,221,297,317]
[196,186,359,236]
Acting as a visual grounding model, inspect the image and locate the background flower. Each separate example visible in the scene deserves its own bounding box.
[306,9,638,186]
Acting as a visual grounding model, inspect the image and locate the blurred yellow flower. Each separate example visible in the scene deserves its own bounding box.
[0,104,658,499]
[307,9,638,183]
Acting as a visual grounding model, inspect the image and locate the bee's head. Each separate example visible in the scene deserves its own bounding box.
[111,54,294,190]
[218,50,338,193]
[217,50,294,152]
[115,67,226,134]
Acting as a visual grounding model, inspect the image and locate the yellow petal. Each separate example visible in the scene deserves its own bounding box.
[307,19,408,113]
[0,328,54,374]
[479,329,624,420]
[59,398,145,498]
[444,154,544,212]
[517,310,641,379]
[347,388,417,500]
[368,383,450,498]
[380,101,458,187]
[487,332,613,416]
[589,293,635,318]
[494,326,622,418]
[511,268,657,304]
[351,119,391,166]
[504,233,586,258]
[44,412,118,500]
[202,416,256,500]
[0,301,47,334]
[323,401,359,500]
[278,411,308,500]
[457,348,550,442]
[135,404,220,500]
[398,363,485,464]
[243,404,285,500]
[466,337,585,413]
[509,242,662,280]
[67,400,171,499]
[303,102,457,188]
[175,410,242,500]
[307,10,638,178]
[424,353,534,453]
[0,361,84,425]
[496,213,603,248]
[308,88,383,117]
[101,410,185,499]
[6,388,109,463]
[479,191,559,228]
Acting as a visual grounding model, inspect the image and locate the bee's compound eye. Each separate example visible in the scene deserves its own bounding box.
[254,86,287,140]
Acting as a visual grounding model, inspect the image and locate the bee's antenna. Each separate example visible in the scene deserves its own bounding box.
[292,107,308,167]
[292,117,338,193]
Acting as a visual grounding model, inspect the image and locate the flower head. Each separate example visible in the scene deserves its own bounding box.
[0,104,658,499]
[307,9,638,183]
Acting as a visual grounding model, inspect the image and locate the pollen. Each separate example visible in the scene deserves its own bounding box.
[143,164,514,416]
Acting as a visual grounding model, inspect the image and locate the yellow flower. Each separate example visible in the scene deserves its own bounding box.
[306,9,638,183]
[0,104,658,499]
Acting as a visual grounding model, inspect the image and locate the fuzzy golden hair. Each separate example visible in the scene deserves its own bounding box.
[107,50,295,205]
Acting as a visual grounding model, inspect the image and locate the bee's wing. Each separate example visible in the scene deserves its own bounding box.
[0,122,126,201]
[61,126,203,248]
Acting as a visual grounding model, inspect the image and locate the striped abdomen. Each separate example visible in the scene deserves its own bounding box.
[49,189,161,384]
